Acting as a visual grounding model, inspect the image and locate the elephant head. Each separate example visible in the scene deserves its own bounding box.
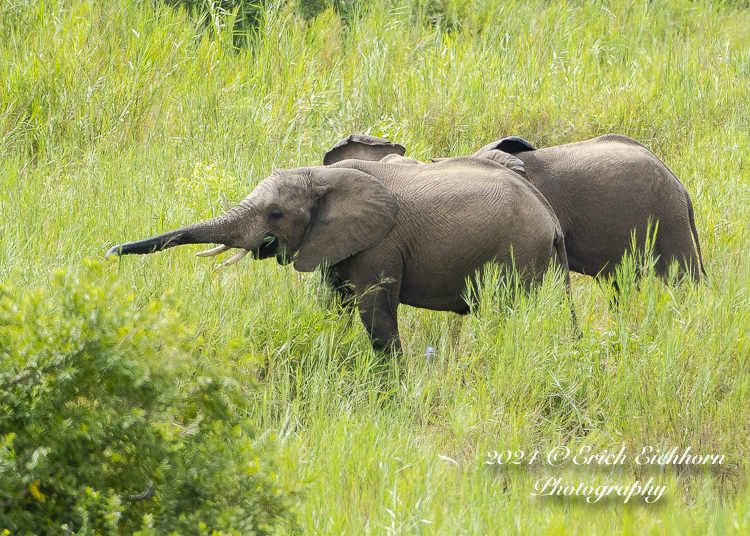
[106,167,399,273]
[323,134,406,165]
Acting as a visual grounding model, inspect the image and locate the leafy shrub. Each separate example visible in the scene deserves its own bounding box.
[295,0,370,23]
[164,0,370,37]
[0,264,296,535]
[295,0,329,20]
[164,0,273,42]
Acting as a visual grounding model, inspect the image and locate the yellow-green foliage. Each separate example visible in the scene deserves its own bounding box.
[175,162,236,219]
[0,266,296,535]
[1,0,750,533]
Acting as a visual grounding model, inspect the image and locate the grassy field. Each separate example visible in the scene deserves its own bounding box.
[2,0,750,533]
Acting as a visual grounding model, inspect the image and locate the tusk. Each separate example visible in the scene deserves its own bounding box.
[196,244,231,257]
[223,248,249,266]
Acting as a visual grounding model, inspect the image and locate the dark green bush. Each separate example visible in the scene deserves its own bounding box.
[163,0,273,44]
[294,0,370,23]
[0,264,295,535]
[159,0,460,42]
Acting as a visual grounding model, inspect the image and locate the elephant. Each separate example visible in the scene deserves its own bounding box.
[328,134,705,284]
[471,134,705,283]
[106,158,572,353]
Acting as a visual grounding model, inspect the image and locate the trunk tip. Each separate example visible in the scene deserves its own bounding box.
[105,245,122,260]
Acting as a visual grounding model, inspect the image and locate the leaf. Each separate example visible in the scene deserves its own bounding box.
[29,480,46,502]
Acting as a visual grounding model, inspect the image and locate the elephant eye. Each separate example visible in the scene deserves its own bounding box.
[268,209,283,221]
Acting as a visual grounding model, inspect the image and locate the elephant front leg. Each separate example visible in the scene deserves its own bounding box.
[317,267,357,313]
[340,254,403,353]
[357,288,401,353]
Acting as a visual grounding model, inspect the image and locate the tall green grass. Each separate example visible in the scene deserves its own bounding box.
[2,0,750,533]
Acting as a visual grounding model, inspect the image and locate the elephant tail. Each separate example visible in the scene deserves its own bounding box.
[686,192,706,278]
[553,230,571,289]
[553,230,579,335]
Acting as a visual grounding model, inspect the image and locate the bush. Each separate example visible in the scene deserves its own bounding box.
[0,264,295,535]
[162,0,273,44]
[294,0,370,23]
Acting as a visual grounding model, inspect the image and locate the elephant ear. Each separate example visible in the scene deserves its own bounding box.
[293,167,399,272]
[323,134,406,165]
[473,136,536,156]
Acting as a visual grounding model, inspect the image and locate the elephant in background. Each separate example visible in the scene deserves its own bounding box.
[471,134,705,283]
[107,158,572,353]
[327,133,705,283]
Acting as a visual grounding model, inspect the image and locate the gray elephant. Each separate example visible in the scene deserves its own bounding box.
[106,158,571,352]
[472,134,705,283]
[330,134,705,283]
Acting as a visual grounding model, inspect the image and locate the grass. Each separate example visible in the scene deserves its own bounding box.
[2,0,750,532]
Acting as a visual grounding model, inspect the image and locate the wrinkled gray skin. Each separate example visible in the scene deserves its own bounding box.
[472,134,705,282]
[106,158,570,352]
[335,134,705,282]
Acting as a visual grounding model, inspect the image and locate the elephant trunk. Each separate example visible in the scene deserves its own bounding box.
[105,203,255,259]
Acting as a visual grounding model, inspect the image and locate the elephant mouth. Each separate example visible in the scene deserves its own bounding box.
[251,234,295,265]
[275,251,294,265]
[252,234,279,260]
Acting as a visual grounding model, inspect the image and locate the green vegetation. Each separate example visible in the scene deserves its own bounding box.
[0,266,295,534]
[1,0,749,533]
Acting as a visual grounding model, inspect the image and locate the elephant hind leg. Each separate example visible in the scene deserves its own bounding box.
[653,226,702,284]
[652,190,704,284]
[593,275,623,314]
[654,253,701,284]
